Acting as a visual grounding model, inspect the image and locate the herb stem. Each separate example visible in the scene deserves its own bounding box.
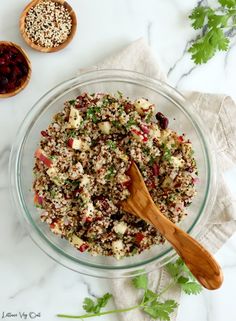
[57,304,141,319]
[157,280,177,298]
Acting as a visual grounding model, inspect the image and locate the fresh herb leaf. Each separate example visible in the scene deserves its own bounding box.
[86,106,101,123]
[149,156,156,166]
[219,0,236,8]
[143,289,158,304]
[166,258,202,296]
[166,261,180,278]
[69,99,76,105]
[189,6,212,29]
[189,0,235,64]
[126,118,137,129]
[145,112,153,123]
[180,282,202,295]
[105,166,115,180]
[83,293,112,314]
[112,120,121,128]
[132,273,148,290]
[68,130,77,138]
[106,140,117,150]
[177,276,189,284]
[83,298,96,313]
[143,300,178,321]
[162,144,172,161]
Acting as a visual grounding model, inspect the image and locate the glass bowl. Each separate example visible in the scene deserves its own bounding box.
[9,69,217,278]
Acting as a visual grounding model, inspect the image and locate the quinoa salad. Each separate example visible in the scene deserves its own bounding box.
[33,92,198,259]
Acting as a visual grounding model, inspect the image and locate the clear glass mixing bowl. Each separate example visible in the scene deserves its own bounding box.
[9,69,217,278]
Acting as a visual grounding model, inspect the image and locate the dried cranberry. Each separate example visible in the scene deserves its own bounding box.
[6,82,16,92]
[146,179,156,189]
[14,54,24,64]
[76,95,89,109]
[155,112,169,130]
[135,232,144,244]
[12,65,22,78]
[124,102,134,112]
[152,163,159,176]
[0,65,11,74]
[41,130,48,137]
[140,124,150,134]
[0,76,8,87]
[19,63,28,75]
[79,243,89,252]
[3,52,11,61]
[73,188,82,197]
[0,57,6,65]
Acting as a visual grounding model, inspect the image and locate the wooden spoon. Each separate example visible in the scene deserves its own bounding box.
[121,162,223,290]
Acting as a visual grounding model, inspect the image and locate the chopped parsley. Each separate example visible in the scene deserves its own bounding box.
[50,190,56,198]
[125,118,137,129]
[162,144,172,162]
[105,166,115,180]
[68,130,77,138]
[112,120,121,128]
[86,106,101,123]
[149,156,156,166]
[145,112,153,123]
[69,99,76,105]
[106,140,117,150]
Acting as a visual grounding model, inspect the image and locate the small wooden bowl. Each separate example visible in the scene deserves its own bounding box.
[19,0,77,53]
[0,41,31,98]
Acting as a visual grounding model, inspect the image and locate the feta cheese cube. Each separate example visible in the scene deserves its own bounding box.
[46,167,57,178]
[134,98,154,115]
[112,240,124,259]
[68,107,83,129]
[114,222,128,235]
[171,156,185,169]
[98,121,111,134]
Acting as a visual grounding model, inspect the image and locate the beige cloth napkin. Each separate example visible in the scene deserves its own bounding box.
[82,38,236,321]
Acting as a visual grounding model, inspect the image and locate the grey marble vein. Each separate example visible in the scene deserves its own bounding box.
[147,21,152,47]
[167,42,191,78]
[176,66,197,87]
[9,263,56,299]
[80,277,99,298]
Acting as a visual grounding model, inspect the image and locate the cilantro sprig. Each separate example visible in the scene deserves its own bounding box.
[189,0,236,64]
[57,258,202,320]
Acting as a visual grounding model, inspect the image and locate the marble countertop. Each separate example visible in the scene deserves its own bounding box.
[1,0,236,320]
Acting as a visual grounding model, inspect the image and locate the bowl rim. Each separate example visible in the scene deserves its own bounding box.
[9,69,217,277]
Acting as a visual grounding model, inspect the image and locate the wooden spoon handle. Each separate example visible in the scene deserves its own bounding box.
[142,203,223,290]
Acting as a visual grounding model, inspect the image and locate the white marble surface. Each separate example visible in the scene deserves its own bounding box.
[1,0,236,320]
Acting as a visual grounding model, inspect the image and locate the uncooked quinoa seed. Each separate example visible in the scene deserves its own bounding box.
[33,92,198,259]
[25,0,72,48]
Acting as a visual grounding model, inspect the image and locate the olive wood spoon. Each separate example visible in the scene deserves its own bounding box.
[121,162,223,290]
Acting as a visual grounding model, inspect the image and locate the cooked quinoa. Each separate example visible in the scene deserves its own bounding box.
[33,92,198,259]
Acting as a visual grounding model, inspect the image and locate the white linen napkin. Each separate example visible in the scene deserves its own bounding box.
[81,38,236,321]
